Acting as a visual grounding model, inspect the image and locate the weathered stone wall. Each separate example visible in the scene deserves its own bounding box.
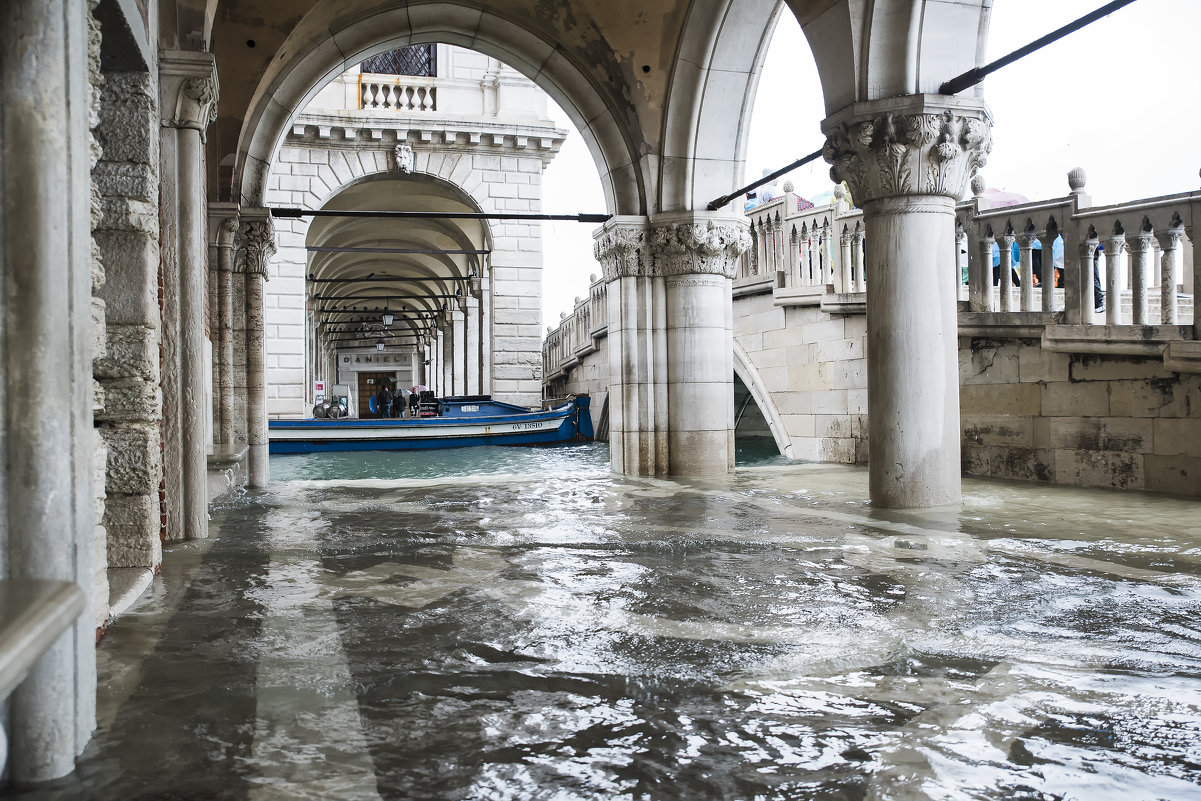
[961,338,1201,495]
[733,291,868,463]
[93,70,163,571]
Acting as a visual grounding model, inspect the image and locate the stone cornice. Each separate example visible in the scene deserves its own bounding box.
[160,50,219,138]
[821,94,992,207]
[285,111,567,158]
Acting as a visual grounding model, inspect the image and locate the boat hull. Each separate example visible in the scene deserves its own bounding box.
[269,397,591,454]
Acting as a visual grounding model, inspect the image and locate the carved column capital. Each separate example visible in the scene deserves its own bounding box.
[160,50,219,137]
[648,219,750,278]
[594,218,650,281]
[1125,226,1155,253]
[821,94,992,207]
[235,213,276,281]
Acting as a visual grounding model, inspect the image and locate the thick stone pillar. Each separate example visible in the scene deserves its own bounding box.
[595,215,748,476]
[237,212,275,488]
[160,51,217,540]
[208,205,238,446]
[1,0,97,781]
[823,95,992,508]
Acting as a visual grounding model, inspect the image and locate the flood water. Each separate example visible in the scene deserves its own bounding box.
[9,442,1201,800]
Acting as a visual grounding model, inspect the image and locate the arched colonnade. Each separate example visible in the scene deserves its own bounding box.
[0,0,996,780]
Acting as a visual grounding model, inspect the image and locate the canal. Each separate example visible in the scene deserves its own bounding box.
[7,442,1200,800]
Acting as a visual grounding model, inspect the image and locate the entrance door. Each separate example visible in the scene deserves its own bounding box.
[357,372,396,417]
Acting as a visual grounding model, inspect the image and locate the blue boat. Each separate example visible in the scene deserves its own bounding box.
[269,395,593,454]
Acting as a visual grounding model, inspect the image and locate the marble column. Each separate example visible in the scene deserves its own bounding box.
[237,211,275,488]
[823,94,993,508]
[208,205,238,446]
[160,50,217,540]
[465,294,481,395]
[595,215,748,476]
[451,307,466,395]
[1,0,97,781]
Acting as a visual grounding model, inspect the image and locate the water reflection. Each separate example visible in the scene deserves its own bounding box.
[9,444,1200,800]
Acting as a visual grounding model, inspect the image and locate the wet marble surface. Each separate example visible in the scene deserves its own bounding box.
[6,443,1200,800]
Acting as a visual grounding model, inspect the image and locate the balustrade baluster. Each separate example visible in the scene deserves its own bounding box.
[1104,234,1125,325]
[1017,231,1036,311]
[1126,225,1153,324]
[852,229,865,292]
[1039,232,1058,312]
[1158,229,1181,324]
[955,221,968,302]
[840,226,853,293]
[997,231,1016,312]
[974,234,994,311]
[786,225,798,289]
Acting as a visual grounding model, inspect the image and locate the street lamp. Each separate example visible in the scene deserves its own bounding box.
[375,338,385,352]
[381,312,394,327]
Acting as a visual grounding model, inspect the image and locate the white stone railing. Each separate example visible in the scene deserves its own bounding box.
[957,171,1198,327]
[543,171,1201,382]
[358,72,437,112]
[742,187,865,299]
[544,274,608,383]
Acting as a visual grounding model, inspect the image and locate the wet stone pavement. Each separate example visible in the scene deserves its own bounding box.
[6,443,1201,800]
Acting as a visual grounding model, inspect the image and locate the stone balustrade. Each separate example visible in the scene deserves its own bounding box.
[544,170,1201,387]
[358,72,437,112]
[741,185,865,299]
[958,171,1198,327]
[544,273,608,386]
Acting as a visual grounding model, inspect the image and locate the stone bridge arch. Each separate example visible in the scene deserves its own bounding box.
[733,340,794,459]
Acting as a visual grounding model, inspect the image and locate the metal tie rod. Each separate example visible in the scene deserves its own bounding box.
[939,0,1140,95]
[273,208,611,223]
[707,0,1141,212]
[307,245,491,255]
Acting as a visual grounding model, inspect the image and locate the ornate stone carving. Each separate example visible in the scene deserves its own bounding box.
[161,51,219,137]
[649,221,751,279]
[393,143,414,173]
[594,225,648,281]
[236,218,276,281]
[594,219,749,280]
[821,96,992,207]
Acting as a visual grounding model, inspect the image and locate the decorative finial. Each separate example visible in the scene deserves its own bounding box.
[574,296,581,305]
[833,184,846,200]
[1067,167,1087,194]
[782,180,794,194]
[970,174,986,197]
[560,311,566,319]
[589,273,597,283]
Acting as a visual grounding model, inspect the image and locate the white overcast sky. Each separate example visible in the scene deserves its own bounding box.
[538,0,1201,328]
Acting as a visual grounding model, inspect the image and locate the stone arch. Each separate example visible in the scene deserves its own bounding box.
[733,340,794,459]
[235,2,645,214]
[784,0,992,115]
[266,148,501,249]
[659,0,785,212]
